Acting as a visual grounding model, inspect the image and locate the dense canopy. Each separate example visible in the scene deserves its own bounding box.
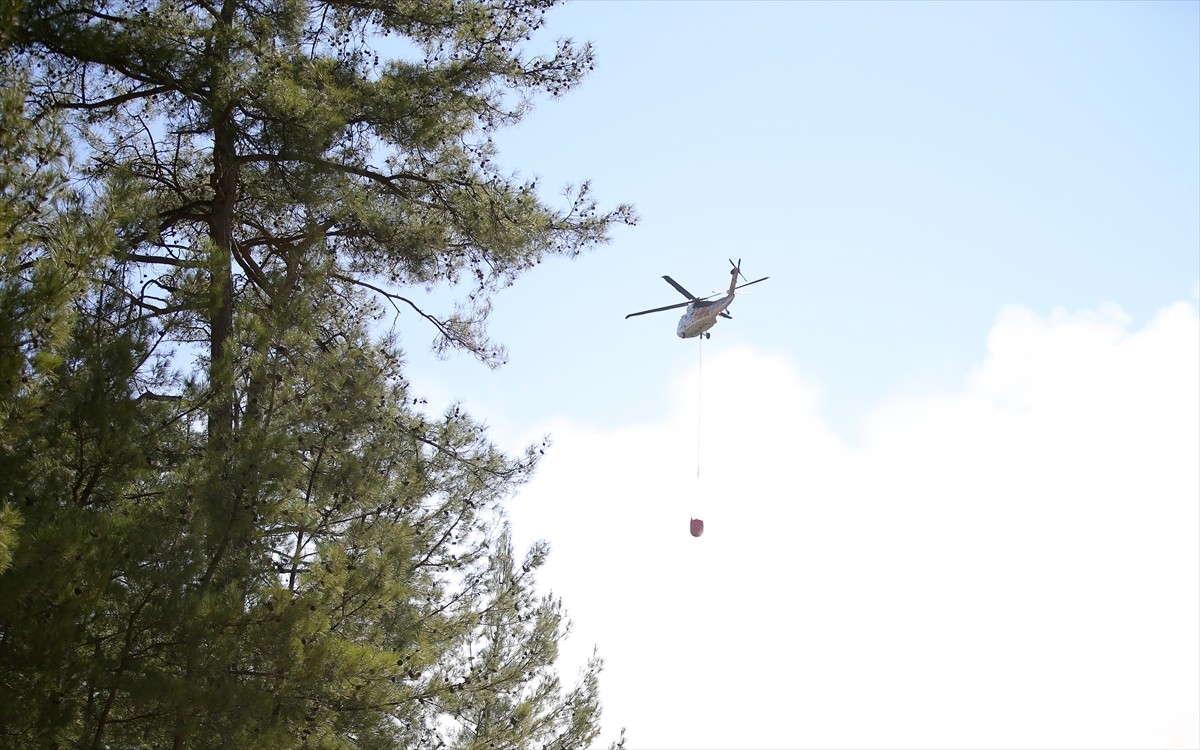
[0,0,633,746]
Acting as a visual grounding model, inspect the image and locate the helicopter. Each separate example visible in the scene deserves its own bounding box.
[625,259,769,339]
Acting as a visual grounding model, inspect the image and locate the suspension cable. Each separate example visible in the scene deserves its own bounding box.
[696,333,702,479]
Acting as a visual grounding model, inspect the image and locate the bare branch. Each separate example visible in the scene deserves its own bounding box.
[55,85,172,111]
[330,272,476,353]
[135,392,183,403]
[119,252,203,268]
[239,152,444,192]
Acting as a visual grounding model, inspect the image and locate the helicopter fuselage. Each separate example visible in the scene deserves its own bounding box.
[676,295,734,338]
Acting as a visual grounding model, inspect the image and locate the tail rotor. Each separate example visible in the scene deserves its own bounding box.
[729,257,745,283]
[727,258,769,293]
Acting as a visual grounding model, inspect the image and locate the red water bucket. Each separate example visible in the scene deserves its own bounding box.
[689,518,704,537]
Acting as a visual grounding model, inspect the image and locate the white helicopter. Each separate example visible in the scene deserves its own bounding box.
[625,259,769,339]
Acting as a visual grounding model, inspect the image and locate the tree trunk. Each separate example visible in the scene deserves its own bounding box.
[207,110,237,451]
[206,0,239,453]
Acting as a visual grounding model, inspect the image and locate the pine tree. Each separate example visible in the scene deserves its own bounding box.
[0,0,634,747]
[1,32,186,744]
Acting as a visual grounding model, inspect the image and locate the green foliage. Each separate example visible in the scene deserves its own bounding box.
[0,0,632,747]
[14,0,634,367]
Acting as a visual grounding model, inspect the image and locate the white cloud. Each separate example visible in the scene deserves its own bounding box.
[510,301,1200,750]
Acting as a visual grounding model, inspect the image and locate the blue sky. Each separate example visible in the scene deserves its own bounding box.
[409,0,1198,439]
[399,2,1199,748]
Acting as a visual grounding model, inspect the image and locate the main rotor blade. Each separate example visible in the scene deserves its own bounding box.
[625,300,692,319]
[662,275,698,301]
[735,276,769,290]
